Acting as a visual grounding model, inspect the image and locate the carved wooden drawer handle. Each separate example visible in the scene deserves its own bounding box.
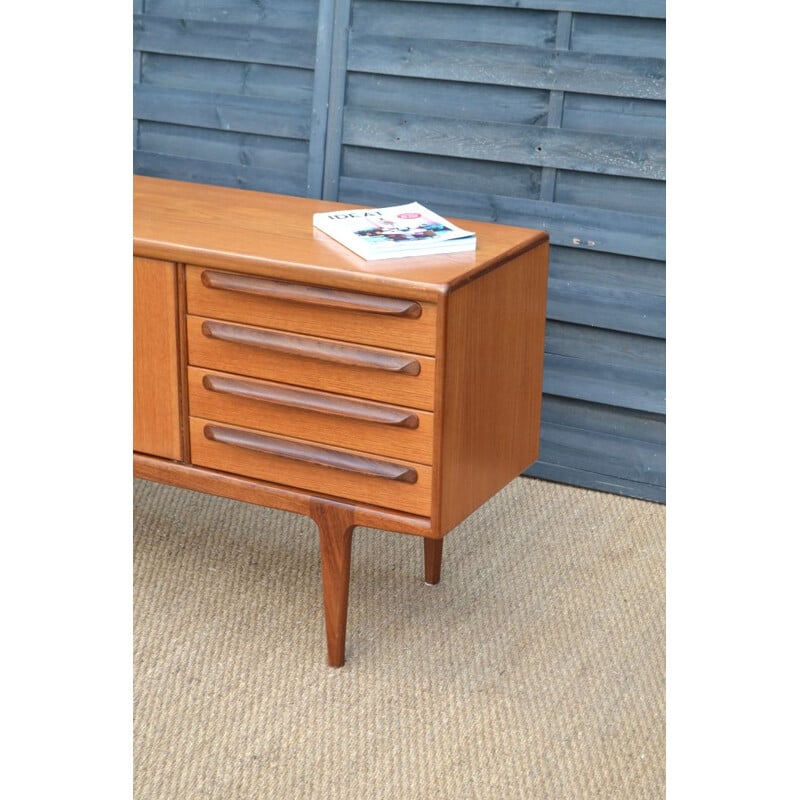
[202,374,420,429]
[201,320,421,375]
[203,424,418,483]
[201,270,422,318]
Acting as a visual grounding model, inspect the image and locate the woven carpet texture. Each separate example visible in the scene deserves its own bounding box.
[134,476,665,799]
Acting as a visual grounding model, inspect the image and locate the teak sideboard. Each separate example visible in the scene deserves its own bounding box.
[133,175,549,666]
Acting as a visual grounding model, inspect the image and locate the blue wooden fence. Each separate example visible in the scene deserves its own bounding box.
[134,0,666,503]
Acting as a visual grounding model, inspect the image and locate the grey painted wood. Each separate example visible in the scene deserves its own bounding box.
[137,121,309,175]
[550,246,664,295]
[143,0,319,25]
[134,84,311,139]
[535,420,665,487]
[352,0,558,46]
[541,395,665,446]
[139,54,314,99]
[347,36,665,99]
[134,151,309,197]
[307,0,337,197]
[571,12,666,58]
[320,0,352,200]
[563,94,665,138]
[134,14,317,69]
[342,108,664,179]
[539,10,573,202]
[396,0,665,18]
[543,353,664,415]
[546,279,664,337]
[546,322,664,372]
[346,73,550,126]
[336,176,664,260]
[134,0,321,197]
[525,461,665,503]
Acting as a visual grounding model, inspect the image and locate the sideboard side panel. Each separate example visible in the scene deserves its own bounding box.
[437,244,549,535]
[133,256,183,461]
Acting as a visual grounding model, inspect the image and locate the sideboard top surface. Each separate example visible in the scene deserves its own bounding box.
[134,176,548,299]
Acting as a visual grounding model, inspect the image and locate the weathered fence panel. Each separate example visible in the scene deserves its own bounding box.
[133,0,667,502]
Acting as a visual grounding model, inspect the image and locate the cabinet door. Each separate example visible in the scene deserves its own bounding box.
[133,257,183,460]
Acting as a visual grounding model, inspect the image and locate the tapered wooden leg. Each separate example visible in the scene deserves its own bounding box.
[311,500,355,668]
[424,537,443,586]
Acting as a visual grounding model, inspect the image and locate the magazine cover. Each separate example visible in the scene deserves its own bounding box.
[312,202,476,260]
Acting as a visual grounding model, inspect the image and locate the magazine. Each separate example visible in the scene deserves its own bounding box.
[312,201,476,260]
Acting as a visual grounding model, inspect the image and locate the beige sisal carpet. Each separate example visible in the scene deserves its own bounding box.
[133,476,665,799]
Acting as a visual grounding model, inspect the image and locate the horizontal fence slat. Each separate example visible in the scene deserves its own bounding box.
[550,245,664,295]
[342,108,665,179]
[562,94,665,139]
[346,73,550,127]
[524,462,665,503]
[352,0,557,47]
[141,53,315,99]
[341,146,663,216]
[547,278,665,336]
[342,146,544,202]
[534,419,666,486]
[543,353,664,414]
[541,395,665,446]
[347,35,665,99]
[546,322,664,371]
[143,0,319,26]
[393,0,665,19]
[134,152,309,197]
[134,84,311,140]
[570,13,665,58]
[555,171,664,217]
[336,176,665,260]
[137,122,309,175]
[134,14,317,69]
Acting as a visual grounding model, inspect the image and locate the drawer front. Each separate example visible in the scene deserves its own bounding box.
[188,367,434,465]
[186,265,438,356]
[190,417,432,516]
[187,315,436,411]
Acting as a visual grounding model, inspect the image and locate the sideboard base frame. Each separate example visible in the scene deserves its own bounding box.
[135,453,438,667]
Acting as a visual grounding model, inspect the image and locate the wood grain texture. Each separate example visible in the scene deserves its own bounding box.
[186,314,436,411]
[311,499,355,667]
[424,537,443,586]
[380,0,665,18]
[436,244,549,535]
[336,176,664,262]
[133,454,432,536]
[201,371,419,428]
[200,269,422,317]
[187,265,437,355]
[200,319,421,375]
[133,257,183,460]
[189,417,432,517]
[133,175,553,664]
[203,423,419,484]
[133,176,546,300]
[347,35,665,100]
[342,107,665,180]
[134,13,318,69]
[188,367,433,464]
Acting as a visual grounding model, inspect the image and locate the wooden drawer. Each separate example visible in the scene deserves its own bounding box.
[186,265,438,356]
[186,315,436,411]
[188,367,434,465]
[189,417,432,516]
